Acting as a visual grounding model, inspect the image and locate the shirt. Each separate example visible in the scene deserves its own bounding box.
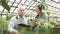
[35,14,46,22]
[8,15,28,32]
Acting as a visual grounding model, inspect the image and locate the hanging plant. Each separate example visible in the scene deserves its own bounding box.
[1,0,10,13]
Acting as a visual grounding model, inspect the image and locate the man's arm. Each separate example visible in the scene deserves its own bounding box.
[8,16,19,34]
[18,24,31,27]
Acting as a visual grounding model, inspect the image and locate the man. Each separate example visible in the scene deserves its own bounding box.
[8,7,29,34]
[8,6,39,34]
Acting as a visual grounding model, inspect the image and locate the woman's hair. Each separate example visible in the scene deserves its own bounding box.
[37,5,45,10]
[37,5,45,16]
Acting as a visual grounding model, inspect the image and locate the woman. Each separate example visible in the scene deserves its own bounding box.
[35,5,46,21]
[31,5,46,31]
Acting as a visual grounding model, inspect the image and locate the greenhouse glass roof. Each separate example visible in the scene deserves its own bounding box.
[0,0,60,17]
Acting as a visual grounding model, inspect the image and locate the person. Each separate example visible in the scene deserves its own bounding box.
[8,7,30,34]
[35,5,46,21]
[32,5,46,31]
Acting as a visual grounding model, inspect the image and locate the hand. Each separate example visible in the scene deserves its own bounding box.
[34,22,39,26]
[12,29,19,34]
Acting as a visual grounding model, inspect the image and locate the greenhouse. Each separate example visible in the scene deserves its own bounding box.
[0,0,60,34]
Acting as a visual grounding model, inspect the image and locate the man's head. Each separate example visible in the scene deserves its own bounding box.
[18,6,25,17]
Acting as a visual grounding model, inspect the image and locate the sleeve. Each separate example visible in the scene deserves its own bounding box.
[43,15,46,20]
[23,16,28,25]
[8,16,16,32]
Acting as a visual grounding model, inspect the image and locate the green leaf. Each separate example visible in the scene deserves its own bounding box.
[1,0,10,13]
[0,0,1,4]
[40,0,45,3]
[45,5,48,10]
[46,12,50,16]
[42,0,45,2]
[6,13,13,21]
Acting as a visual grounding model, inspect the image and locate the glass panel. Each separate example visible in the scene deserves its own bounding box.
[13,3,18,6]
[20,0,26,4]
[15,0,20,3]
[10,7,15,12]
[8,2,12,6]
